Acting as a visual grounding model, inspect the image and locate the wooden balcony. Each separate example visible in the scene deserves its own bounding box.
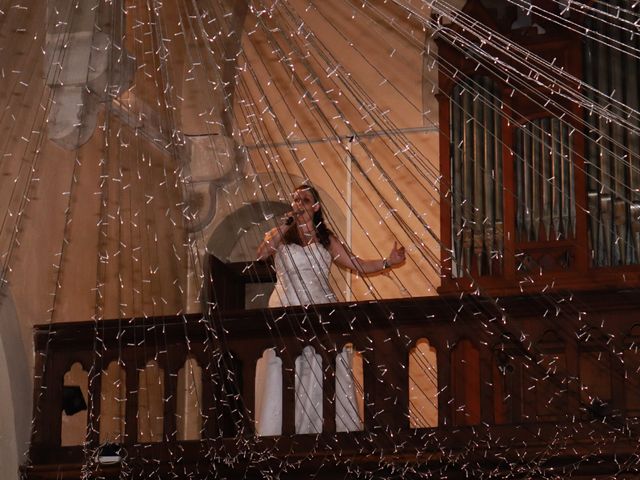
[21,262,640,479]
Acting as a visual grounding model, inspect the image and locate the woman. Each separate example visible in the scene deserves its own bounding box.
[257,184,406,308]
[254,184,406,435]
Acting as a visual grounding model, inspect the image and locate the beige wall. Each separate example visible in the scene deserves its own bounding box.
[231,0,441,300]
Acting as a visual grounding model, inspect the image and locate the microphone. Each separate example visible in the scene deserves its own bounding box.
[284,209,303,226]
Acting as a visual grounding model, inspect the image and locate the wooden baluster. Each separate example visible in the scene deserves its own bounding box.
[123,350,139,445]
[565,339,580,415]
[361,340,376,431]
[492,349,508,424]
[434,337,452,427]
[451,338,481,426]
[323,352,336,434]
[510,357,523,422]
[228,352,244,437]
[196,348,220,439]
[396,349,410,431]
[479,345,494,424]
[367,330,409,432]
[87,356,103,447]
[610,339,626,415]
[162,348,182,443]
[282,350,296,435]
[234,346,257,435]
[42,354,65,449]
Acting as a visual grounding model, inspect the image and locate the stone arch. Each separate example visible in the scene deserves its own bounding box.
[208,200,290,262]
[206,174,346,262]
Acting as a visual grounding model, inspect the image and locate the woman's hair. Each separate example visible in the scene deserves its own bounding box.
[282,184,333,248]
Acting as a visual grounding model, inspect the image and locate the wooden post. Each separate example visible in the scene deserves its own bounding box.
[323,354,336,434]
[124,350,139,445]
[281,351,296,435]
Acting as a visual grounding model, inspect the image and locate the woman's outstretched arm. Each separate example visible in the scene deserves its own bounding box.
[328,235,406,274]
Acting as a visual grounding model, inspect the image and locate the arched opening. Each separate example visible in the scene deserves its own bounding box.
[255,348,283,436]
[61,362,89,446]
[409,338,438,428]
[295,346,323,434]
[335,343,364,432]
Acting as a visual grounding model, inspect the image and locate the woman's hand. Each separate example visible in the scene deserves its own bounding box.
[257,217,294,260]
[284,211,295,226]
[386,241,406,268]
[328,236,406,274]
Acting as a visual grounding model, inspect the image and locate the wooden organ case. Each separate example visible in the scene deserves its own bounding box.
[436,0,640,295]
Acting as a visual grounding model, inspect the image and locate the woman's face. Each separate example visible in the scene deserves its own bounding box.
[292,188,319,222]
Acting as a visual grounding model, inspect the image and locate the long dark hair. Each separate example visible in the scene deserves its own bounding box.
[283,184,332,248]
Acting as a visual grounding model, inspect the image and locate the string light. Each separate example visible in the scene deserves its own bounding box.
[2,0,640,478]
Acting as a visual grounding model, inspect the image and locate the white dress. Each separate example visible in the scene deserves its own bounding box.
[268,242,337,307]
[256,241,361,435]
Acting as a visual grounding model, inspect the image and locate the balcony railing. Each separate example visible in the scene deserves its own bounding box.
[21,260,640,479]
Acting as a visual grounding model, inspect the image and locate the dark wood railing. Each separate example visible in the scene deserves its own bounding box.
[21,261,640,479]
